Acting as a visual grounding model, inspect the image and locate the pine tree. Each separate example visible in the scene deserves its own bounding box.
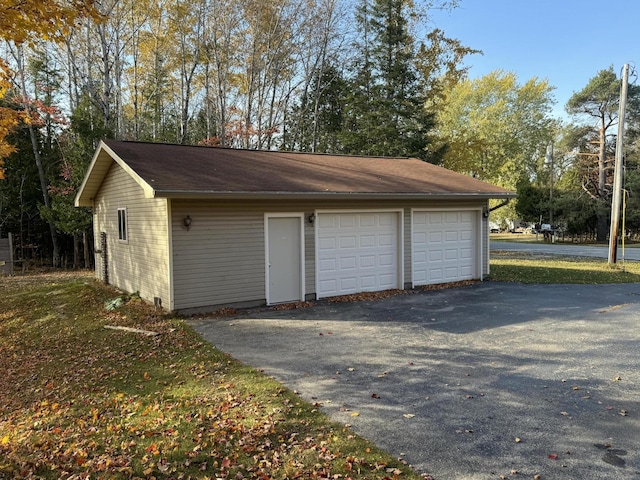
[341,0,434,160]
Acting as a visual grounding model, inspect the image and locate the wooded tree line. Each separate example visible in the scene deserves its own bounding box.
[0,0,638,268]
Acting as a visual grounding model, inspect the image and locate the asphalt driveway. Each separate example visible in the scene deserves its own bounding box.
[188,282,640,479]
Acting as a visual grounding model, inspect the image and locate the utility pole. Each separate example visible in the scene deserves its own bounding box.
[608,63,629,264]
[547,143,554,226]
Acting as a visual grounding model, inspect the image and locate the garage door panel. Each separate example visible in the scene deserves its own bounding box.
[360,255,376,268]
[319,279,337,294]
[340,277,357,291]
[319,258,337,272]
[379,234,393,247]
[318,237,336,250]
[445,212,459,223]
[445,249,458,260]
[360,235,375,247]
[361,276,376,288]
[317,212,400,298]
[413,210,478,286]
[379,273,396,287]
[360,214,376,227]
[445,267,459,279]
[379,253,394,266]
[339,215,356,228]
[340,257,357,270]
[460,211,473,222]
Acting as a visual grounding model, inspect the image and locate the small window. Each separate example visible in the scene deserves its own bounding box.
[118,208,128,242]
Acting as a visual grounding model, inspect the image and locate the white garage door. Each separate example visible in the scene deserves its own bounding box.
[316,212,400,298]
[412,210,478,285]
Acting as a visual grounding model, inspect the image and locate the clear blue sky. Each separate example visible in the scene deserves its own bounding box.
[428,0,638,118]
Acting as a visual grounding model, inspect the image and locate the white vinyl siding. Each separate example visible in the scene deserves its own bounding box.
[93,163,170,307]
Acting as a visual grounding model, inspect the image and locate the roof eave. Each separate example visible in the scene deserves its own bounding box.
[152,190,517,201]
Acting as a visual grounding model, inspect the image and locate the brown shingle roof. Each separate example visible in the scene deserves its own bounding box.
[76,140,514,206]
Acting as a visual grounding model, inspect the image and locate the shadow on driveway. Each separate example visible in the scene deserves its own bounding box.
[189,282,640,479]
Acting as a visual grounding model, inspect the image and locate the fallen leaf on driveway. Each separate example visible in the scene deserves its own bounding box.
[548,453,558,460]
[403,414,415,419]
[620,410,628,416]
[350,412,360,417]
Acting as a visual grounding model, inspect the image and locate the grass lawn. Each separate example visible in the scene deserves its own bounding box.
[0,272,421,480]
[488,250,640,283]
[3,255,638,478]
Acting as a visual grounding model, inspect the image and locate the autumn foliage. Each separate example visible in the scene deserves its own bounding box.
[0,0,100,170]
[0,0,100,44]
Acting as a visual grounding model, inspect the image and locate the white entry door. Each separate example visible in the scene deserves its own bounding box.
[316,211,400,298]
[266,215,304,304]
[412,210,478,285]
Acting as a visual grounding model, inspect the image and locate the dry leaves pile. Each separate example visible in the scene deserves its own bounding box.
[0,273,418,480]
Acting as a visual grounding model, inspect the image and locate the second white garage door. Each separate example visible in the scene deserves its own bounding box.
[412,210,478,286]
[316,212,400,298]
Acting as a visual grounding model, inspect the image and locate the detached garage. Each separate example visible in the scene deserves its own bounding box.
[75,140,514,312]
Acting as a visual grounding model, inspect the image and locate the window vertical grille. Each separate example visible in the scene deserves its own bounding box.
[118,208,127,241]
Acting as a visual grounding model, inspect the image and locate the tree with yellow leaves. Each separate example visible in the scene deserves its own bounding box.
[0,0,100,177]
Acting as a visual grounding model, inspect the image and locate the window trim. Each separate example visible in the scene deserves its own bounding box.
[117,207,128,243]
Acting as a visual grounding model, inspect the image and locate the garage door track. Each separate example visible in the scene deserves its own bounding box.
[188,282,640,479]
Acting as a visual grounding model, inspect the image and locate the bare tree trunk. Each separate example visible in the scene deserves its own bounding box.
[596,115,608,242]
[15,46,61,267]
[73,233,79,269]
[83,230,91,269]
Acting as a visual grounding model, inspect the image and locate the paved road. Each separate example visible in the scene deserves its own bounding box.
[491,240,640,261]
[189,283,640,480]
